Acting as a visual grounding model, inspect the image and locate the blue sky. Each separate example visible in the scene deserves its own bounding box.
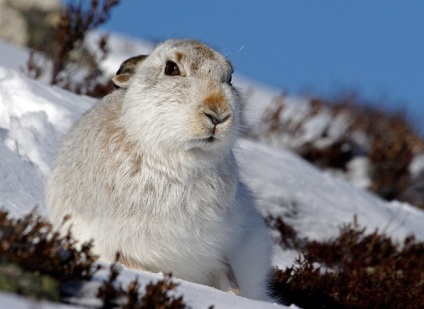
[101,1,424,128]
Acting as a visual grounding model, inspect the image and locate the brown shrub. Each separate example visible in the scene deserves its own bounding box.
[25,0,119,98]
[269,216,424,308]
[0,209,99,302]
[265,215,303,250]
[0,210,98,283]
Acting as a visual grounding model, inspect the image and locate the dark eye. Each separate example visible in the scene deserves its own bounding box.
[165,60,180,76]
[228,75,232,85]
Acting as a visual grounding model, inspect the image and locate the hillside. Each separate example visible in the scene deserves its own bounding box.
[1,35,424,307]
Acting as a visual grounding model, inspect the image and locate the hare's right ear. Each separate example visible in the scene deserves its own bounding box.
[112,55,148,89]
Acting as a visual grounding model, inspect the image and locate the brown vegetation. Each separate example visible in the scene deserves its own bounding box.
[26,0,120,97]
[268,215,424,308]
[0,209,190,307]
[0,209,97,300]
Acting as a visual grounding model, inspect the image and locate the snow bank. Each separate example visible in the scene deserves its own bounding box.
[236,139,424,242]
[0,66,94,215]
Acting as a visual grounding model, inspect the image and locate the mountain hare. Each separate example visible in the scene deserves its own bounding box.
[46,39,274,301]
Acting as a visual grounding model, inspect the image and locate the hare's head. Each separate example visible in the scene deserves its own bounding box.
[116,40,240,156]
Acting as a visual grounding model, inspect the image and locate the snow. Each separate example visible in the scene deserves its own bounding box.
[1,33,424,308]
[64,266,290,309]
[236,140,424,242]
[410,153,424,176]
[0,292,80,309]
[0,65,93,216]
[86,32,156,77]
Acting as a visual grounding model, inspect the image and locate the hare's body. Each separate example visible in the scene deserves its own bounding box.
[46,40,273,301]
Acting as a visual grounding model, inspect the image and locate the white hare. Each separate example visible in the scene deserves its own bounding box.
[45,39,274,301]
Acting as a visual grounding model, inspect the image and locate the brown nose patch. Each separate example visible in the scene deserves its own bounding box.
[203,92,228,113]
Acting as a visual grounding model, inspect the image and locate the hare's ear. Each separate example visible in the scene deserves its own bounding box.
[112,55,148,89]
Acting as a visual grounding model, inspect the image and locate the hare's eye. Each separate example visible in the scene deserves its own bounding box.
[228,75,233,85]
[165,61,180,76]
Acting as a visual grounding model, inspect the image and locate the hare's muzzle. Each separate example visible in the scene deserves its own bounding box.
[204,111,231,126]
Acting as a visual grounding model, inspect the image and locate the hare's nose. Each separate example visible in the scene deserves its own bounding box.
[204,112,231,126]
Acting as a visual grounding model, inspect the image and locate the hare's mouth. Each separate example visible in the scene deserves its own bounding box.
[186,136,218,150]
[205,136,216,143]
[196,136,216,144]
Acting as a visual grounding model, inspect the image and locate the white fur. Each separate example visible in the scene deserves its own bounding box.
[45,39,273,301]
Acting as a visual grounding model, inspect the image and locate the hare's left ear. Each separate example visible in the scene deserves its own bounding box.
[112,55,148,89]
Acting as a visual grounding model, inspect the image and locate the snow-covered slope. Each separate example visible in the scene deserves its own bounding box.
[0,65,93,215]
[236,140,424,242]
[1,34,424,308]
